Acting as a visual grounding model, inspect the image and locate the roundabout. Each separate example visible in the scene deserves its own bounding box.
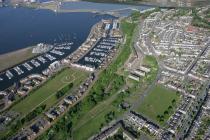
[61,74,75,84]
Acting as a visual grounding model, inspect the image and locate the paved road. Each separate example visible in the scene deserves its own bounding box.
[185,40,210,75]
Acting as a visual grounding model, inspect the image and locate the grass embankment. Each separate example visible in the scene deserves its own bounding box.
[11,68,88,116]
[37,17,138,140]
[136,85,180,126]
[0,47,36,72]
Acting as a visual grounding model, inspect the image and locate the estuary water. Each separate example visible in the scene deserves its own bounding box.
[0,7,113,55]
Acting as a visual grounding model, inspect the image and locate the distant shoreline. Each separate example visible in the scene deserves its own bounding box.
[81,0,210,7]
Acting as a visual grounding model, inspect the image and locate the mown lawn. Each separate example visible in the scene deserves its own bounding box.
[73,106,118,140]
[72,90,122,140]
[143,55,158,82]
[11,68,88,116]
[136,85,180,126]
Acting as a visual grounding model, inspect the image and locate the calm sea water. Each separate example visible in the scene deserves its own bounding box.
[0,7,113,55]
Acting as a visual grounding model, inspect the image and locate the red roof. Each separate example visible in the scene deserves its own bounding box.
[186,25,197,33]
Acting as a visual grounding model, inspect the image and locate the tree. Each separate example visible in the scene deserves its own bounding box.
[164,110,169,115]
[100,123,104,130]
[168,106,173,110]
[172,99,176,104]
[157,115,161,119]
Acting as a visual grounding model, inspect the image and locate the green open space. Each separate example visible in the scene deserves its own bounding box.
[136,85,180,126]
[142,55,158,82]
[11,68,88,116]
[124,54,158,106]
[72,90,123,140]
[73,106,118,140]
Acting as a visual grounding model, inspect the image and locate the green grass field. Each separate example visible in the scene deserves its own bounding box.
[143,55,158,82]
[11,68,88,116]
[136,85,180,126]
[72,91,122,140]
[73,106,117,140]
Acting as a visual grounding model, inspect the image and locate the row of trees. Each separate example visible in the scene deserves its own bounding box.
[56,83,73,99]
[156,99,176,122]
[22,104,46,123]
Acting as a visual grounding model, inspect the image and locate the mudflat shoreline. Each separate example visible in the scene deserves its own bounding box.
[0,47,37,72]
